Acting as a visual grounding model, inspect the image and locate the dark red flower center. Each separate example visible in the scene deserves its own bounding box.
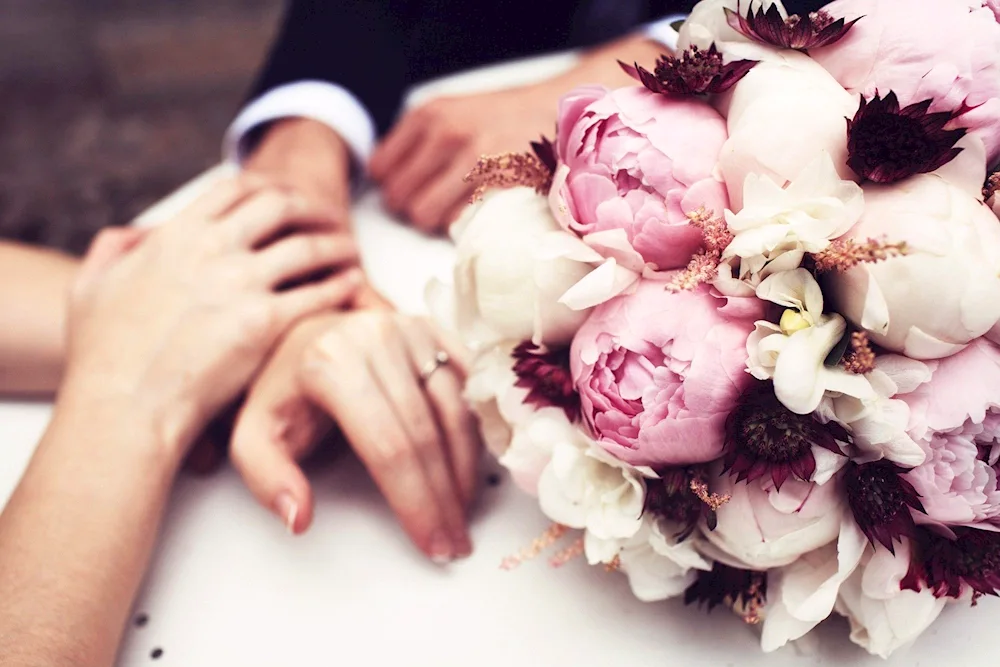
[619,44,757,96]
[845,460,925,553]
[530,135,557,173]
[684,563,768,624]
[847,92,966,184]
[725,5,861,51]
[644,468,709,540]
[902,527,1000,599]
[723,381,847,489]
[512,341,580,422]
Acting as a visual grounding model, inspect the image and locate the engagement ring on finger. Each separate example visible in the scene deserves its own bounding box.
[419,350,451,382]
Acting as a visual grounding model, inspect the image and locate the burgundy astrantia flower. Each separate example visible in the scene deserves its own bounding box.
[723,381,848,490]
[725,5,861,51]
[529,134,557,173]
[619,44,757,96]
[901,527,1000,599]
[845,460,925,554]
[644,467,715,540]
[684,563,768,624]
[847,91,967,184]
[512,341,580,422]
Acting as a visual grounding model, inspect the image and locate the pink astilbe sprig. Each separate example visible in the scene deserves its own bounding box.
[464,150,554,202]
[986,170,1000,202]
[667,208,733,292]
[842,331,876,375]
[725,5,861,51]
[619,44,757,96]
[812,237,908,273]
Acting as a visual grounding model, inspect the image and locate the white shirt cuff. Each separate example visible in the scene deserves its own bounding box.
[643,14,688,52]
[223,80,377,166]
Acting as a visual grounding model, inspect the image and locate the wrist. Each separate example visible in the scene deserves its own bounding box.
[246,117,353,219]
[55,372,194,470]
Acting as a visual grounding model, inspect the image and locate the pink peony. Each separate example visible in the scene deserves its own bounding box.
[550,85,730,272]
[812,0,1000,165]
[570,278,764,466]
[900,338,1000,528]
[988,0,1000,22]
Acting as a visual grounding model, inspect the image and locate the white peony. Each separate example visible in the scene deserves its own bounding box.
[451,187,594,350]
[825,174,1000,359]
[678,0,788,57]
[834,542,947,658]
[464,343,579,496]
[760,517,868,652]
[585,516,712,602]
[718,56,860,211]
[537,435,654,541]
[700,471,845,570]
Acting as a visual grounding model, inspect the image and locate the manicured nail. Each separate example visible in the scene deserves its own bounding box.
[429,530,454,564]
[275,492,298,535]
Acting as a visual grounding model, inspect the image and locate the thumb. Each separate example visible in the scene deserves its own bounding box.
[230,393,325,535]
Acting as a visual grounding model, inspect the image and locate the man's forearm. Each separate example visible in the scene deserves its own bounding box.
[0,242,78,396]
[0,395,182,666]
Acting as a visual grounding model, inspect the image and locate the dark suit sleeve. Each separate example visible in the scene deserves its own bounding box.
[249,0,407,136]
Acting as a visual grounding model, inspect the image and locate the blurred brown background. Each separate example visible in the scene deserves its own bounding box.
[0,0,284,254]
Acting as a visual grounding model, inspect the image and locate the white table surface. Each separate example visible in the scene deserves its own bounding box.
[3,54,998,667]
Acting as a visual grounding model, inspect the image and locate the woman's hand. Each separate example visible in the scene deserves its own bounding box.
[229,310,482,563]
[63,177,364,460]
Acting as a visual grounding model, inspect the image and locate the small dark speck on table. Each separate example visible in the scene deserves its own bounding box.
[150,648,164,660]
[486,473,502,487]
[134,613,149,628]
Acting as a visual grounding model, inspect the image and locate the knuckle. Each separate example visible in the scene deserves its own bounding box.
[380,443,413,470]
[240,299,279,340]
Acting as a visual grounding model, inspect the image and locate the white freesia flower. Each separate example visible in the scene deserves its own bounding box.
[747,269,875,415]
[712,244,803,297]
[537,436,654,540]
[761,517,867,652]
[724,154,863,263]
[816,355,932,467]
[585,517,712,602]
[451,187,594,350]
[834,542,947,659]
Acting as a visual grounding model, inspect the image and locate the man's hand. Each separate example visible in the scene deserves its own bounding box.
[369,85,556,234]
[245,117,390,310]
[245,117,354,224]
[369,34,669,235]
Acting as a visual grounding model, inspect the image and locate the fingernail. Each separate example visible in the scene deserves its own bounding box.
[275,492,298,535]
[429,530,454,565]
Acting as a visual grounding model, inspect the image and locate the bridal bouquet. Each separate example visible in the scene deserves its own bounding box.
[443,0,1000,657]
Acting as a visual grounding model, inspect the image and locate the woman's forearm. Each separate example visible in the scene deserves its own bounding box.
[0,392,183,666]
[0,242,79,396]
